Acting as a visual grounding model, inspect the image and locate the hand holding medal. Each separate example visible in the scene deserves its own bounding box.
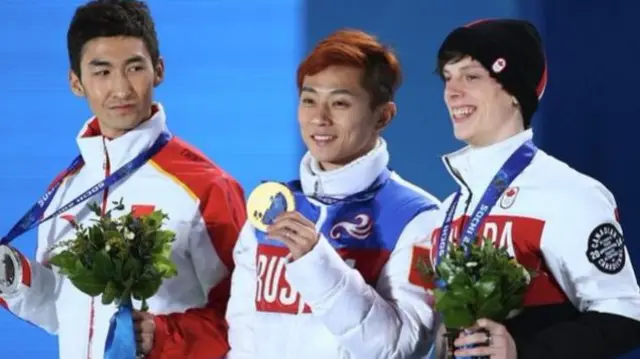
[247,182,320,261]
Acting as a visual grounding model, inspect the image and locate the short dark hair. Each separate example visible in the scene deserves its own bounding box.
[435,50,466,80]
[297,29,402,109]
[67,0,160,76]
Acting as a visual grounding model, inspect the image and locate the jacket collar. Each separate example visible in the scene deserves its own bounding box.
[76,103,169,172]
[443,129,534,192]
[299,138,389,198]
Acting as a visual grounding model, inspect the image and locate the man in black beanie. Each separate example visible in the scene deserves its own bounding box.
[426,18,640,359]
[438,19,547,129]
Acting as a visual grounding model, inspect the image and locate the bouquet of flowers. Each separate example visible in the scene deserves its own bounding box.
[418,238,532,359]
[48,199,178,310]
[47,199,178,358]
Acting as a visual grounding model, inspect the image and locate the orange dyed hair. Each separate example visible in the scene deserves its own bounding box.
[296,29,402,108]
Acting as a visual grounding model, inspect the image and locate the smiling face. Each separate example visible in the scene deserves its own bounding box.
[442,56,523,147]
[297,65,394,170]
[69,36,164,138]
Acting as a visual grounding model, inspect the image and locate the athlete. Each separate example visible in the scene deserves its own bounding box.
[226,29,441,359]
[0,1,245,358]
[428,18,640,359]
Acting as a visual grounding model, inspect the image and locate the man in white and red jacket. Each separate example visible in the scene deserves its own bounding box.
[425,18,640,359]
[0,1,246,359]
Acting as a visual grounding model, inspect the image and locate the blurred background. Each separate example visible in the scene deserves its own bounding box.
[1,0,638,357]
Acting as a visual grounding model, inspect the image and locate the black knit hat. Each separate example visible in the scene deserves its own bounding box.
[437,19,548,127]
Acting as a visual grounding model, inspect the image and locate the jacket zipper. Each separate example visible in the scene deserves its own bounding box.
[87,138,111,359]
[443,157,473,238]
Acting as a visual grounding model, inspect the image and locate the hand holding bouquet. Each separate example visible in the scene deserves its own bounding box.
[48,199,178,359]
[418,238,532,359]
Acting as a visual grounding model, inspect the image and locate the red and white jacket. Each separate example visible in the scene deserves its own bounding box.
[0,104,246,359]
[422,129,640,350]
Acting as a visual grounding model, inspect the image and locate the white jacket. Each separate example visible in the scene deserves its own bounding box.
[0,104,246,359]
[427,129,640,316]
[226,139,442,359]
[425,129,640,357]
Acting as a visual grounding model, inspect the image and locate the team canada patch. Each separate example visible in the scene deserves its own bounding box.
[586,223,625,274]
[499,187,519,209]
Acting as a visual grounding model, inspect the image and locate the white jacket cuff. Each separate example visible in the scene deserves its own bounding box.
[285,235,350,306]
[0,246,31,297]
[286,235,378,336]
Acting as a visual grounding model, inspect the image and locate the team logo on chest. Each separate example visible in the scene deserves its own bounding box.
[330,214,373,240]
[500,187,520,209]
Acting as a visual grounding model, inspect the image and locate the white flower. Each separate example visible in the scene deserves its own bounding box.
[511,261,532,285]
[521,266,531,285]
[124,228,135,241]
[506,308,523,319]
[465,261,478,268]
[105,244,111,251]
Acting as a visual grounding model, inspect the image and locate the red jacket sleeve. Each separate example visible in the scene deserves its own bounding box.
[147,175,246,359]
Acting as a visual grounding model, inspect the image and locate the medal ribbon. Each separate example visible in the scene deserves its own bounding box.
[434,140,537,269]
[1,132,171,245]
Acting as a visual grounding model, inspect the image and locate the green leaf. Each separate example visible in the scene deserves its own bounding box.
[123,257,142,280]
[87,202,102,216]
[49,251,78,275]
[144,211,166,230]
[475,292,504,320]
[92,251,114,282]
[153,231,176,250]
[450,284,475,302]
[88,225,105,249]
[436,259,456,281]
[473,277,498,301]
[139,265,159,281]
[441,306,476,328]
[113,257,124,283]
[102,281,120,305]
[74,258,87,273]
[433,290,451,311]
[104,230,122,241]
[132,276,163,300]
[68,271,106,297]
[160,242,173,258]
[113,198,125,211]
[435,289,467,311]
[153,256,178,278]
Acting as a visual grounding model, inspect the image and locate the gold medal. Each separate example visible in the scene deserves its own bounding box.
[246,182,296,232]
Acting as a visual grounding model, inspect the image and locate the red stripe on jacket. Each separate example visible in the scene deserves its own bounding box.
[147,136,246,359]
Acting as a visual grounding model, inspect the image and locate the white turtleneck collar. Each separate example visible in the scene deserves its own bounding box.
[76,103,169,172]
[442,129,534,192]
[299,138,390,199]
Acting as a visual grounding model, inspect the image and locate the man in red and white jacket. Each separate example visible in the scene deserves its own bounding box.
[0,1,245,359]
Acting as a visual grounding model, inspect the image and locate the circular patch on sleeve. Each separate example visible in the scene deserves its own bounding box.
[586,223,626,274]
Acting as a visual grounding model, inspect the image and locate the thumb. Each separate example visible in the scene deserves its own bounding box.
[132,310,144,320]
[475,318,500,331]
